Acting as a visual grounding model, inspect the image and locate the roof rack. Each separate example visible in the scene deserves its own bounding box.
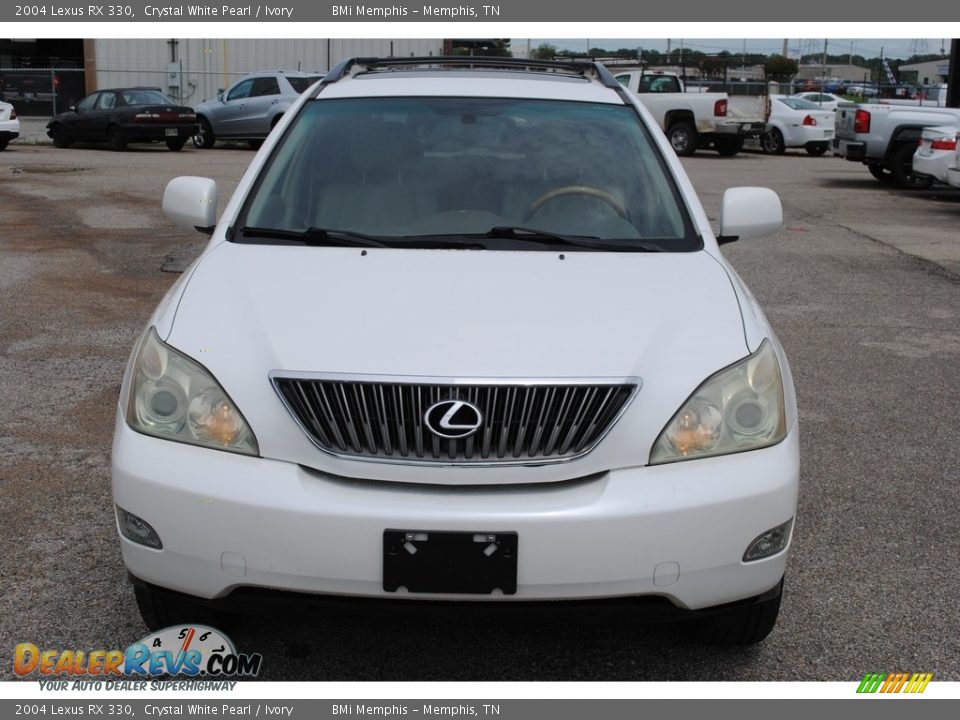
[320,56,624,91]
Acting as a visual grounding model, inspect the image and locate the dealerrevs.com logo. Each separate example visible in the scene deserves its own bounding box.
[14,625,262,681]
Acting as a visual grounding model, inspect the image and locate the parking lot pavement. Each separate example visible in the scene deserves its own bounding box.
[1,144,958,681]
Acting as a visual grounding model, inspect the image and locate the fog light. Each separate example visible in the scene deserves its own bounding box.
[743,519,792,562]
[116,506,163,549]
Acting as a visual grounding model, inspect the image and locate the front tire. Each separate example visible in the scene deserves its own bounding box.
[890,142,934,190]
[0,138,8,151]
[667,121,698,157]
[192,117,215,149]
[166,138,186,151]
[50,124,72,149]
[762,128,786,155]
[805,142,828,156]
[687,577,784,646]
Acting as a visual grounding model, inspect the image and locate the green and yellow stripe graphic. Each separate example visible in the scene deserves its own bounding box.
[857,672,933,694]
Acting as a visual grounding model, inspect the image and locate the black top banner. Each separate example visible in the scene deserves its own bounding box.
[3,0,956,22]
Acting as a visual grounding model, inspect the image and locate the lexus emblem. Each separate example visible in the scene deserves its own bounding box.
[424,400,483,439]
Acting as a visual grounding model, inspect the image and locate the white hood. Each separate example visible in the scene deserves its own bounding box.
[164,243,750,478]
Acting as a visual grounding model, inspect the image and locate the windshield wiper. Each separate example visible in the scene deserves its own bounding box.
[238,226,389,248]
[237,226,489,250]
[484,226,666,252]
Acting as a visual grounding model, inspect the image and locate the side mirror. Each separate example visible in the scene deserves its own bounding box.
[162,176,218,234]
[717,187,782,244]
[217,91,225,102]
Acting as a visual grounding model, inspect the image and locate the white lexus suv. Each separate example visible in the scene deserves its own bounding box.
[113,57,799,645]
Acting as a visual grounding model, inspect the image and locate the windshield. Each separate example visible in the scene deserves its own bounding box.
[287,76,323,93]
[777,97,825,111]
[120,90,174,105]
[239,96,697,251]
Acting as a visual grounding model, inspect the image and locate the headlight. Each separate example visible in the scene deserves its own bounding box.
[649,339,785,465]
[126,328,258,456]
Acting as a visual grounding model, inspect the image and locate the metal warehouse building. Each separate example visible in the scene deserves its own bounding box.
[2,38,444,114]
[89,39,444,107]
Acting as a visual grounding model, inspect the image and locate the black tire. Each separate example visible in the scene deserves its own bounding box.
[805,142,828,156]
[667,121,698,157]
[166,138,186,151]
[192,117,215,149]
[50,124,72,149]
[889,142,934,190]
[868,162,893,183]
[106,125,127,152]
[0,138,8,151]
[762,128,786,155]
[134,584,234,632]
[714,136,743,157]
[247,139,264,150]
[687,577,784,646]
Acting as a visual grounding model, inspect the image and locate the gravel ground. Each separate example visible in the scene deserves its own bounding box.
[1,141,958,681]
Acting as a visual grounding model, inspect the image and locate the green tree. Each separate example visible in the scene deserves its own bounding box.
[448,39,512,57]
[530,43,557,60]
[764,55,798,82]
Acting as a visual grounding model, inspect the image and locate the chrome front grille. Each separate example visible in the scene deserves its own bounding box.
[272,375,638,465]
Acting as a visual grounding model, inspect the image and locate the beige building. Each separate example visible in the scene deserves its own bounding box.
[899,58,950,85]
[795,63,873,83]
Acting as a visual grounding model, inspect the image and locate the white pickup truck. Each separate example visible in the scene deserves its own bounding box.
[614,70,766,157]
[833,100,960,189]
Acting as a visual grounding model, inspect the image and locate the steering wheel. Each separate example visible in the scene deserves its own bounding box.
[524,185,629,221]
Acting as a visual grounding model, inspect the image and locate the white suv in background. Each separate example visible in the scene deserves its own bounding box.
[114,57,799,645]
[192,70,323,148]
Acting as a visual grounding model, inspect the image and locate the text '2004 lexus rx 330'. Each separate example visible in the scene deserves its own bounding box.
[113,57,799,645]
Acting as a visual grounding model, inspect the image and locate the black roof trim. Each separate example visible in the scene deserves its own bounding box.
[320,56,625,92]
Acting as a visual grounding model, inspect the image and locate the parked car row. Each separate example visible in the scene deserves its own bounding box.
[38,70,324,152]
[833,97,960,190]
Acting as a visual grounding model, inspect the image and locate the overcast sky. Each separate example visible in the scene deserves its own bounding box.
[512,39,952,59]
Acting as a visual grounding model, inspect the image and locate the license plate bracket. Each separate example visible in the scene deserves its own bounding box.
[383,529,518,595]
[165,128,178,137]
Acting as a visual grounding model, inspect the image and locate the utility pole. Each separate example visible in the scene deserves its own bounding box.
[782,38,788,57]
[821,39,827,86]
[947,39,959,107]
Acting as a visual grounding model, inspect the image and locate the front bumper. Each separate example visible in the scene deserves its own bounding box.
[112,412,799,611]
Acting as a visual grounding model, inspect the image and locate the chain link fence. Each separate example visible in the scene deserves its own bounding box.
[0,68,86,116]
